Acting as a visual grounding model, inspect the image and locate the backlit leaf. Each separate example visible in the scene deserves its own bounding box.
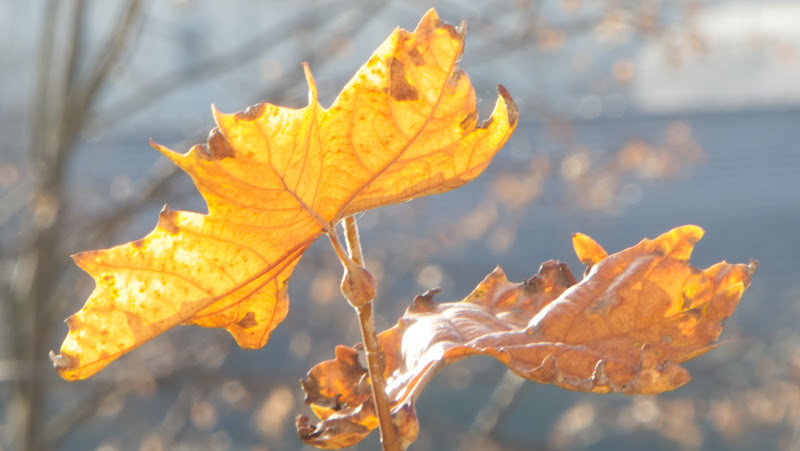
[51,9,517,380]
[298,225,757,448]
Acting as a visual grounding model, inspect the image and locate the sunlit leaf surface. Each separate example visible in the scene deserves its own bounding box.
[52,9,517,381]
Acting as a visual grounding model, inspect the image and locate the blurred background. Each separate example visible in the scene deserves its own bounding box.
[1,0,799,449]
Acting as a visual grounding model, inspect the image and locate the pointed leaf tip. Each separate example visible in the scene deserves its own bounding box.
[497,84,518,126]
[49,350,72,370]
[572,232,608,271]
[302,62,318,105]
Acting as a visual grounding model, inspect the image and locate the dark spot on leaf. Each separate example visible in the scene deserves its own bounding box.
[123,310,153,344]
[554,262,579,287]
[408,47,425,66]
[396,30,410,47]
[686,307,704,321]
[477,117,493,130]
[332,393,344,411]
[334,345,362,368]
[410,288,441,313]
[158,207,180,235]
[448,69,466,88]
[132,239,145,249]
[588,297,616,316]
[295,415,317,441]
[524,261,577,293]
[205,128,235,160]
[65,314,80,330]
[50,350,77,372]
[497,84,518,126]
[299,378,320,404]
[388,57,419,102]
[682,292,693,310]
[440,22,461,40]
[235,102,266,121]
[237,311,257,329]
[459,110,477,131]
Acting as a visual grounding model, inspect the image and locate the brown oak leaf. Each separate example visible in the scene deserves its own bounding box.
[298,225,757,448]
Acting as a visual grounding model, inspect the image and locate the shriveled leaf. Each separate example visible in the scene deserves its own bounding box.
[298,225,757,448]
[52,9,517,380]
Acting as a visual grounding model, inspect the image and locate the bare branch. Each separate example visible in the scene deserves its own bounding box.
[63,0,86,92]
[57,0,143,170]
[28,0,60,166]
[91,2,340,130]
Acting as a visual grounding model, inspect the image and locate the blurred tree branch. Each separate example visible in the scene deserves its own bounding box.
[90,2,342,131]
[10,2,143,450]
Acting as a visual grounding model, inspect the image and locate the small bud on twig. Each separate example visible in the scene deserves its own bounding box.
[341,262,377,308]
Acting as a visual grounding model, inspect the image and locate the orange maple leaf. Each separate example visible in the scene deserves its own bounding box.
[51,9,517,381]
[297,225,757,448]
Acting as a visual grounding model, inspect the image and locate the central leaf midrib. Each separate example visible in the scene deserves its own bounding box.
[258,98,331,232]
[333,39,462,221]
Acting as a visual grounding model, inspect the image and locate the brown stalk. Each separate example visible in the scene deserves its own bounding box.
[328,216,401,451]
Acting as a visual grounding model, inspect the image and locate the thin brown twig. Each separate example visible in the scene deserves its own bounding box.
[355,302,400,451]
[8,1,61,448]
[328,224,400,451]
[28,0,59,165]
[55,0,143,173]
[343,215,364,266]
[7,3,145,450]
[71,0,142,115]
[62,0,86,94]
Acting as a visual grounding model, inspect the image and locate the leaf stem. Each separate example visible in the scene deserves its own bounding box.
[329,216,401,451]
[356,301,401,451]
[327,228,351,268]
[343,215,364,266]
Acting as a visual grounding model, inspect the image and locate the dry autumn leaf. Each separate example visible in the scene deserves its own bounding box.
[51,9,517,381]
[297,225,757,448]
